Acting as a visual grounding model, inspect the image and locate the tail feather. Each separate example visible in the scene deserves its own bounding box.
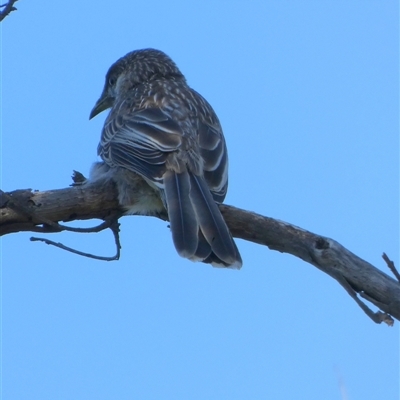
[163,170,199,258]
[164,169,242,269]
[193,230,213,261]
[189,174,242,269]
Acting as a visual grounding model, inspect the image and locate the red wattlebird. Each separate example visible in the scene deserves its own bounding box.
[90,49,242,269]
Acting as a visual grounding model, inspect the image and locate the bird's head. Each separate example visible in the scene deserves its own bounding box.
[89,48,185,119]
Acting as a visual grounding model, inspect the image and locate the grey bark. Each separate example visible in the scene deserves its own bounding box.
[1,177,398,324]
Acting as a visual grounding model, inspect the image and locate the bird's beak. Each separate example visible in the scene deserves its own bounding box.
[89,91,113,120]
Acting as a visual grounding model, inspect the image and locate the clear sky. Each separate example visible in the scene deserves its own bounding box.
[2,1,399,399]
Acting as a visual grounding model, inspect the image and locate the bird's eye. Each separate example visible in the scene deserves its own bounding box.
[108,77,116,86]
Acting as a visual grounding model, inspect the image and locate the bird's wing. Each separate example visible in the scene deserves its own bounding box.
[197,120,229,203]
[187,88,229,203]
[98,107,183,187]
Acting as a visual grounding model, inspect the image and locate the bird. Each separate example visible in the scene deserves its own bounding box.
[89,48,242,269]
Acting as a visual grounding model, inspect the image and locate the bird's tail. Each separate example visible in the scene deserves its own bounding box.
[163,170,242,269]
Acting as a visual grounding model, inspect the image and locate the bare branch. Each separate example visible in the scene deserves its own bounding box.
[1,177,399,324]
[382,252,400,283]
[0,0,18,22]
[30,217,122,261]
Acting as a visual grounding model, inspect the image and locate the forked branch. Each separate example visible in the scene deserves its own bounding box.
[1,174,399,325]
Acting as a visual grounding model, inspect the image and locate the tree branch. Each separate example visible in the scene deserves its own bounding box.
[0,0,18,22]
[1,176,399,324]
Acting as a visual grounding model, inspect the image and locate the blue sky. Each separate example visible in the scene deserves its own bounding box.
[2,1,399,399]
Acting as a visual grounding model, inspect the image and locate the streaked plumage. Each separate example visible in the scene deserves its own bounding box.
[90,48,242,269]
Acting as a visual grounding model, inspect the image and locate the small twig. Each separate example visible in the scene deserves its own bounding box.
[30,218,121,261]
[47,213,123,233]
[309,245,395,325]
[358,292,394,326]
[110,219,122,259]
[382,252,400,283]
[0,0,18,22]
[332,270,394,326]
